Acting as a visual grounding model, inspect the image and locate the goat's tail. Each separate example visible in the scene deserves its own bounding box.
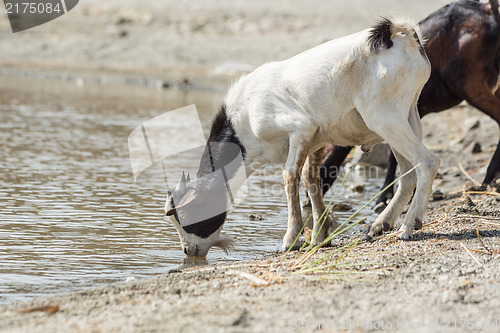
[368,17,423,55]
[490,0,500,23]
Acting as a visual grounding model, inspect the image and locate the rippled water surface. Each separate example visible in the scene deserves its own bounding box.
[0,78,384,304]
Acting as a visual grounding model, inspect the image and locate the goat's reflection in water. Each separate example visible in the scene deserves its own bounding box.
[176,256,210,270]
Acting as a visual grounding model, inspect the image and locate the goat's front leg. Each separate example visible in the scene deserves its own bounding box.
[282,135,311,251]
[302,147,333,246]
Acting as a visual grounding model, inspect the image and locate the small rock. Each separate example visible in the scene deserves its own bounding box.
[330,203,352,212]
[432,189,444,201]
[465,142,482,154]
[461,194,476,208]
[232,310,249,326]
[115,16,133,25]
[105,25,128,37]
[155,80,171,90]
[460,268,477,276]
[468,119,481,130]
[165,286,180,294]
[350,184,365,193]
[181,78,192,89]
[249,214,263,221]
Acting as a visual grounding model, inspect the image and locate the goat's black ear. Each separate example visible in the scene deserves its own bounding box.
[166,208,177,216]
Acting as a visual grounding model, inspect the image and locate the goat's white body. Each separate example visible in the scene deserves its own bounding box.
[225,20,437,245]
[226,28,428,169]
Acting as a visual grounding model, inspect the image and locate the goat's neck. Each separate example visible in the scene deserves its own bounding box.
[197,106,247,180]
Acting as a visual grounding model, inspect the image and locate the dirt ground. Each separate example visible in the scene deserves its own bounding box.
[0,0,499,332]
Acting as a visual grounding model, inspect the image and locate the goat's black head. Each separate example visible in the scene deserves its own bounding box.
[164,171,234,257]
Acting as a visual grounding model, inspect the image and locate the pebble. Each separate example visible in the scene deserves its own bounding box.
[350,184,365,193]
[468,119,481,130]
[105,25,128,37]
[155,80,171,89]
[432,189,444,201]
[330,203,352,212]
[465,141,482,154]
[461,194,477,209]
[460,268,477,276]
[249,214,263,221]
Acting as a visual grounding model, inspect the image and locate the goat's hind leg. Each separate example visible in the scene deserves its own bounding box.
[364,107,439,240]
[373,149,398,214]
[397,108,439,240]
[365,150,416,240]
[302,147,333,246]
[466,83,500,185]
[282,133,313,251]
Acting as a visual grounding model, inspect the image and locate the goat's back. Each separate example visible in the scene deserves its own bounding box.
[225,17,430,162]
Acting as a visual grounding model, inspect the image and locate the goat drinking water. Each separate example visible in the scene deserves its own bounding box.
[164,17,438,257]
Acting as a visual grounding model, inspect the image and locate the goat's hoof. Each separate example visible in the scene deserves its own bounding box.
[314,240,332,248]
[282,241,304,252]
[398,233,412,241]
[414,218,423,230]
[362,233,373,242]
[398,225,413,241]
[383,222,391,231]
[374,202,387,214]
[363,223,382,242]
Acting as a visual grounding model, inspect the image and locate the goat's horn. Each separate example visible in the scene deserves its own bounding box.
[186,173,191,182]
[175,171,187,192]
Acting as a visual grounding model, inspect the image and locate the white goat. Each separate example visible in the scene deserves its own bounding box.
[164,17,439,257]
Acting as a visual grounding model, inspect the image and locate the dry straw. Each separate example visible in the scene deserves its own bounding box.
[282,163,420,276]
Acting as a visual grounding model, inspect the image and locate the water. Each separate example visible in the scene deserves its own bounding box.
[0,78,384,304]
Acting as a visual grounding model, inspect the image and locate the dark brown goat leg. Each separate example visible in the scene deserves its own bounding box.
[465,81,500,185]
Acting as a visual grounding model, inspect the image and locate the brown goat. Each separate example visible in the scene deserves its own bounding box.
[319,0,500,222]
